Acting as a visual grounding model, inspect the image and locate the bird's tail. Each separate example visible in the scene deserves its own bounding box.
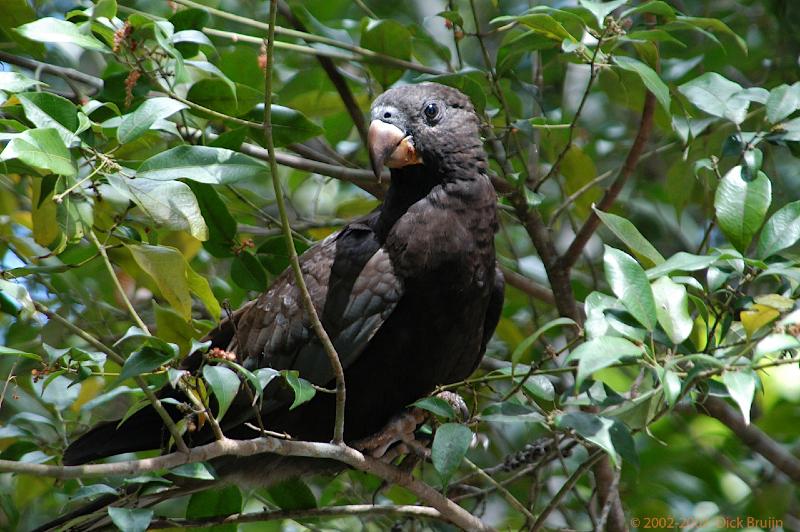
[62,400,175,466]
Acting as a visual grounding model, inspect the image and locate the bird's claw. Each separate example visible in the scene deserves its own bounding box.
[354,391,469,460]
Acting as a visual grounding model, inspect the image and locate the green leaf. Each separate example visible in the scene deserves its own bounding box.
[672,15,747,54]
[413,396,455,419]
[651,276,693,344]
[171,462,217,480]
[202,365,240,421]
[187,78,238,116]
[93,0,117,19]
[187,486,241,532]
[754,334,800,361]
[556,412,620,465]
[620,1,675,19]
[107,175,208,241]
[137,146,268,184]
[0,0,45,56]
[186,181,237,257]
[766,83,800,124]
[578,0,628,27]
[231,251,268,292]
[645,252,721,279]
[0,128,76,177]
[566,335,644,388]
[756,200,800,259]
[127,244,193,320]
[613,55,671,112]
[267,478,317,510]
[722,370,756,425]
[714,166,771,252]
[603,246,657,330]
[117,97,188,144]
[413,71,487,114]
[0,72,44,93]
[678,72,748,124]
[283,371,316,410]
[594,208,664,267]
[107,507,153,532]
[0,346,41,361]
[508,13,578,42]
[15,17,108,52]
[118,344,177,382]
[360,19,412,87]
[17,92,81,147]
[186,266,221,320]
[266,105,325,147]
[510,317,577,365]
[657,368,682,407]
[431,423,472,486]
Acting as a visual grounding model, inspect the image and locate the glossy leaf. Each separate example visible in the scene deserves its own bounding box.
[651,276,693,344]
[137,146,268,184]
[127,244,193,320]
[431,423,472,485]
[556,412,621,465]
[284,371,316,410]
[722,370,756,425]
[15,17,108,52]
[603,246,657,330]
[107,508,152,532]
[756,200,800,259]
[714,166,771,252]
[613,55,671,112]
[566,336,644,388]
[118,344,177,383]
[0,128,75,177]
[766,83,800,124]
[578,0,628,27]
[107,175,208,241]
[360,20,412,87]
[678,73,748,124]
[117,97,188,144]
[202,365,240,421]
[595,208,664,267]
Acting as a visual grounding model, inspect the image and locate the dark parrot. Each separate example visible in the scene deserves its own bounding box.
[62,82,504,486]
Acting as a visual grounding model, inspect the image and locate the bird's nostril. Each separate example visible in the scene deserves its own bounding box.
[383,111,391,119]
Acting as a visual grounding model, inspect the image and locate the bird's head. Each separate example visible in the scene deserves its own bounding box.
[368,82,486,180]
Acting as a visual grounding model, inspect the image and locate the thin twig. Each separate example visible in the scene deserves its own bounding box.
[88,230,149,334]
[464,458,536,523]
[32,302,189,454]
[530,449,605,531]
[262,0,347,444]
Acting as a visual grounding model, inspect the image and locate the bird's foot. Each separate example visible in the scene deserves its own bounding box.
[354,391,469,460]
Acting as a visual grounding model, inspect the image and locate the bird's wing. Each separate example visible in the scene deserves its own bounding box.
[222,220,403,386]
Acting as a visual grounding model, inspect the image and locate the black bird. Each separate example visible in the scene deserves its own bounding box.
[63,82,504,486]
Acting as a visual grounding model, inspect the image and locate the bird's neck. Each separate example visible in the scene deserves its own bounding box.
[374,165,439,239]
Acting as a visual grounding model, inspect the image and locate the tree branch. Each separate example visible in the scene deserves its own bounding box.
[698,396,800,482]
[560,90,656,269]
[0,436,492,531]
[149,504,444,528]
[0,51,103,92]
[499,265,555,306]
[263,0,347,444]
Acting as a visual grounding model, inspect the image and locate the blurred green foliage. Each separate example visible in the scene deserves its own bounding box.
[1,0,800,530]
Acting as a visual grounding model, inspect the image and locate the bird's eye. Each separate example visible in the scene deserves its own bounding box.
[423,102,439,121]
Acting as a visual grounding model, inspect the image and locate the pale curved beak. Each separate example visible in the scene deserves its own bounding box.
[367,120,422,179]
